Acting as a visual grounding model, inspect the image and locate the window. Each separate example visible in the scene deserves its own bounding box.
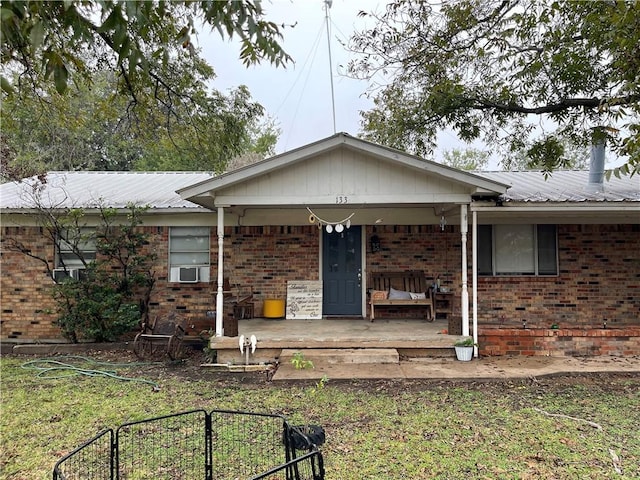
[169,227,211,282]
[478,224,557,276]
[56,228,96,269]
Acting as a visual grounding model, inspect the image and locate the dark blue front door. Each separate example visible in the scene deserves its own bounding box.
[322,226,362,315]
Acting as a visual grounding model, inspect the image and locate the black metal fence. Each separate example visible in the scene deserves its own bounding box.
[52,409,324,480]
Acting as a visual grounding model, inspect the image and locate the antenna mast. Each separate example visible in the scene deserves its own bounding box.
[324,0,337,134]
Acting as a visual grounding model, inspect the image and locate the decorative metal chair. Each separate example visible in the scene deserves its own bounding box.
[133,312,186,360]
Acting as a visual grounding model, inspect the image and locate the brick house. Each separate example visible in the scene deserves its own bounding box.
[1,133,638,355]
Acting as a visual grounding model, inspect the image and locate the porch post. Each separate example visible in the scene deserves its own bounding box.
[460,204,470,336]
[215,207,225,337]
[472,210,478,357]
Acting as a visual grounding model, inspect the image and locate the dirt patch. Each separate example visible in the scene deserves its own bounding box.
[12,346,638,394]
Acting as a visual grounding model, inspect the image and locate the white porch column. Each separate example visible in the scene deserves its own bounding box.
[215,207,225,337]
[460,204,470,336]
[472,210,478,357]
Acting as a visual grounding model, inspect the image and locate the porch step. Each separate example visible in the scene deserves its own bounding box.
[279,348,400,365]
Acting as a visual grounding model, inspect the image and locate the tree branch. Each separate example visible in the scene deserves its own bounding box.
[467,94,640,114]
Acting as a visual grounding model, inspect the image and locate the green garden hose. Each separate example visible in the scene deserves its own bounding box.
[21,355,161,389]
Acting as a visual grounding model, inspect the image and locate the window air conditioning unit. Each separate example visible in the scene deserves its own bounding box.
[178,266,199,283]
[52,268,82,282]
[170,266,209,283]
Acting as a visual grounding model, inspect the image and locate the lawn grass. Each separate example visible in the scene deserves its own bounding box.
[1,354,639,479]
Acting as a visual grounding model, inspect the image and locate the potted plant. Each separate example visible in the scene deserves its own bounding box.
[454,338,476,361]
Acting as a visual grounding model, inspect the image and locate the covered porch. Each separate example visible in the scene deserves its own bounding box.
[178,133,510,358]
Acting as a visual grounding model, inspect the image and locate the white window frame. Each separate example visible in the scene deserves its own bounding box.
[56,228,96,269]
[169,227,211,283]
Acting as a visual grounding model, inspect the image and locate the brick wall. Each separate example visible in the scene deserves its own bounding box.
[475,224,639,329]
[2,222,638,353]
[366,225,455,284]
[1,225,319,341]
[479,327,640,356]
[0,227,61,340]
[148,225,319,335]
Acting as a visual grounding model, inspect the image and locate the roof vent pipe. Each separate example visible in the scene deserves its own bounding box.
[586,129,605,194]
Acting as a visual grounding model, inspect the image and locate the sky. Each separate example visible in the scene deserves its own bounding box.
[200,0,384,155]
[197,0,625,169]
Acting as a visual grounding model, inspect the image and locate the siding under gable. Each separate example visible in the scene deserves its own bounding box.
[212,149,475,206]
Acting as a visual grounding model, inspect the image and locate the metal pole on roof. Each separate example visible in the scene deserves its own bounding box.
[324,0,337,134]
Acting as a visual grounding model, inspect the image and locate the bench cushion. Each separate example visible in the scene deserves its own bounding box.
[388,287,412,299]
[371,290,388,300]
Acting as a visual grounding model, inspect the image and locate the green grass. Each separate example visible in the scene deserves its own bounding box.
[1,354,639,479]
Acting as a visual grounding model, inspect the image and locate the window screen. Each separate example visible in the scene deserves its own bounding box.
[169,227,210,266]
[479,224,557,276]
[56,228,96,268]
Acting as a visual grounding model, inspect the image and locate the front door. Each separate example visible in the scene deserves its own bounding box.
[322,226,362,315]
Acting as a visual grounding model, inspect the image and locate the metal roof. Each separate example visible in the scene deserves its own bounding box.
[0,171,214,210]
[1,169,638,211]
[478,170,640,203]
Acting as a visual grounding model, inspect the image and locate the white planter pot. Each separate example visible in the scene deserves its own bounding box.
[454,346,474,361]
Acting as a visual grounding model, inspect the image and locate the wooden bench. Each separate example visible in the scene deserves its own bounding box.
[369,271,434,322]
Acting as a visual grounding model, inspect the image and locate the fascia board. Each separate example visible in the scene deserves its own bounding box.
[471,201,640,213]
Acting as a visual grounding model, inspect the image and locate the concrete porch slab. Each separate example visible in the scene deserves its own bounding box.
[211,317,463,364]
[272,355,640,381]
[280,348,400,365]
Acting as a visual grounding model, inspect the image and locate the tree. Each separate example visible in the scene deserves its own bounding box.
[1,1,290,95]
[2,177,157,342]
[441,148,490,171]
[51,204,157,342]
[348,0,639,176]
[0,70,277,177]
[133,85,276,172]
[1,1,289,179]
[1,71,140,175]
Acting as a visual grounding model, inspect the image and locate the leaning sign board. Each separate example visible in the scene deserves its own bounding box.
[286,281,323,320]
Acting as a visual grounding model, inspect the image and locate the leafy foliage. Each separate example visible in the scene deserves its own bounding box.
[0,1,287,179]
[0,1,290,95]
[0,68,277,177]
[442,148,490,170]
[52,204,157,342]
[348,0,640,176]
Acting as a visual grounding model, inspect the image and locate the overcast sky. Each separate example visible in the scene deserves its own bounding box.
[200,0,385,155]
[198,0,624,169]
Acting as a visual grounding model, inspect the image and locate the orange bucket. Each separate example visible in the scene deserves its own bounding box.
[263,299,285,318]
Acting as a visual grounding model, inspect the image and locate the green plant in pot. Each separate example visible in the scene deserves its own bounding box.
[454,337,476,361]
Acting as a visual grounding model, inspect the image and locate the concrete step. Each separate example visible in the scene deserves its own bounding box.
[279,348,399,365]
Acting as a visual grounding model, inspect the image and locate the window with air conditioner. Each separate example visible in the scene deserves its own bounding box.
[169,227,211,283]
[478,224,558,276]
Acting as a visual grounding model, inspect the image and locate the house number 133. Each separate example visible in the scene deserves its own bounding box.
[336,195,348,204]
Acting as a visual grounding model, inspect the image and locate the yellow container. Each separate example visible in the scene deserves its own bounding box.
[263,299,285,318]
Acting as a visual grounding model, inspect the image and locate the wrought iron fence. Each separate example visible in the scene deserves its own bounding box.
[52,428,114,480]
[53,409,324,480]
[250,451,325,480]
